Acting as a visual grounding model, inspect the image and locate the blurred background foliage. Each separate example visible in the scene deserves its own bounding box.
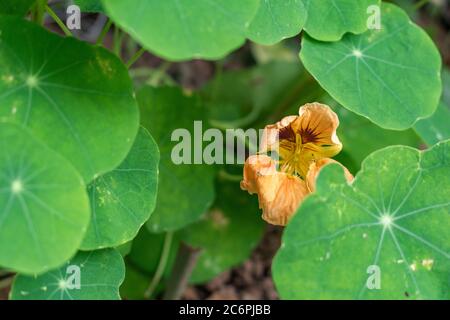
[119,0,449,299]
[0,0,449,300]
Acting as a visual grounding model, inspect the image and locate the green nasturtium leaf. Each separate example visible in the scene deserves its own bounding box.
[246,0,306,45]
[0,122,90,274]
[0,0,35,16]
[0,16,139,183]
[414,70,450,146]
[73,0,104,13]
[128,181,264,289]
[10,249,125,300]
[273,141,450,299]
[300,3,442,130]
[302,0,379,41]
[181,181,265,283]
[116,241,132,257]
[81,127,160,250]
[101,0,260,61]
[138,87,215,232]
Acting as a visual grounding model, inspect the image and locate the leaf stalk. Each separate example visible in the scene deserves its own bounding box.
[162,242,201,300]
[45,5,72,37]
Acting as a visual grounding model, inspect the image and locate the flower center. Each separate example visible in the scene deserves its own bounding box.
[279,134,310,177]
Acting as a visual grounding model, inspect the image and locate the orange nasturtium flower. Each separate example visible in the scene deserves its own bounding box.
[241,103,353,226]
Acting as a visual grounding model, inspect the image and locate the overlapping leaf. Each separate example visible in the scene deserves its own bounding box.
[181,181,265,283]
[138,86,215,232]
[247,0,306,45]
[273,141,450,299]
[0,122,90,274]
[10,249,125,300]
[300,3,442,130]
[0,17,139,182]
[302,0,380,41]
[127,181,265,291]
[323,95,420,172]
[81,127,160,250]
[101,0,260,61]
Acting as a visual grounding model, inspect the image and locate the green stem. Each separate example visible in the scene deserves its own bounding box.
[144,231,174,299]
[126,47,147,69]
[162,242,201,300]
[34,0,46,24]
[45,5,72,36]
[147,61,172,85]
[113,26,124,57]
[96,19,113,45]
[414,0,430,10]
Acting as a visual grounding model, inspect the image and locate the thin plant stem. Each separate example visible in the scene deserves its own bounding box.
[162,242,201,300]
[147,61,172,85]
[96,19,113,45]
[414,0,430,10]
[144,231,174,299]
[126,47,147,69]
[45,5,72,36]
[34,0,47,25]
[113,26,124,57]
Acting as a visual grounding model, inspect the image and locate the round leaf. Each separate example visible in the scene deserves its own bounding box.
[247,0,306,45]
[0,122,90,274]
[300,3,442,130]
[138,87,215,232]
[101,0,260,61]
[182,181,265,283]
[10,249,125,300]
[81,127,160,250]
[128,181,265,287]
[302,0,379,41]
[273,141,450,299]
[0,16,139,182]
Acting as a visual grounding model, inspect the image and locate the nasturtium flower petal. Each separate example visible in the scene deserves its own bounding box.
[242,103,347,226]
